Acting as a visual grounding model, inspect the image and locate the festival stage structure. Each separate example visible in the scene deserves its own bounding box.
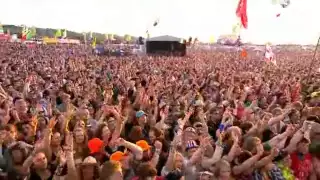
[146,35,186,56]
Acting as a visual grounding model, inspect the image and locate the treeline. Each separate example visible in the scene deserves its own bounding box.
[2,25,138,44]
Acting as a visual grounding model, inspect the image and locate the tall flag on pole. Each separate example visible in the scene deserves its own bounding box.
[209,36,215,44]
[83,32,87,44]
[0,22,4,34]
[280,0,290,8]
[21,25,30,40]
[232,22,241,35]
[62,29,67,39]
[89,31,93,40]
[241,48,247,58]
[91,37,96,48]
[236,0,248,29]
[30,26,36,37]
[146,30,150,39]
[125,35,131,42]
[265,43,276,65]
[26,30,33,40]
[55,29,62,38]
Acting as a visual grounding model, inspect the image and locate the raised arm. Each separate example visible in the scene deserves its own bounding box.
[155,107,169,130]
[115,138,143,160]
[284,124,306,154]
[150,140,162,168]
[64,132,78,179]
[268,124,294,148]
[233,144,264,175]
[254,148,279,169]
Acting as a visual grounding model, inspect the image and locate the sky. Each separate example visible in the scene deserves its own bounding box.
[0,0,319,44]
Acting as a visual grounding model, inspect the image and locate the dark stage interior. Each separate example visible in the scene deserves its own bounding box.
[146,39,186,56]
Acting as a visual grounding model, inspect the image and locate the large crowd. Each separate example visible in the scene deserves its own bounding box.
[0,41,319,180]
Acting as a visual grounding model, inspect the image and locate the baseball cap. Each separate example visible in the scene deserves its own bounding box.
[186,140,199,151]
[88,138,104,154]
[136,110,147,118]
[110,151,126,161]
[136,140,151,151]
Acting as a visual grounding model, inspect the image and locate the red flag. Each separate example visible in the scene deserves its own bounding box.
[236,0,248,29]
[241,48,247,58]
[21,34,26,40]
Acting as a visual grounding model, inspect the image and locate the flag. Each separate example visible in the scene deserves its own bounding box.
[236,0,248,29]
[0,23,4,34]
[265,44,276,65]
[83,32,87,44]
[125,35,131,42]
[26,30,33,40]
[62,29,67,38]
[89,31,93,40]
[280,0,290,8]
[241,48,247,58]
[91,37,96,48]
[209,36,215,43]
[153,19,159,27]
[30,26,37,37]
[21,25,29,40]
[232,23,241,35]
[55,29,62,38]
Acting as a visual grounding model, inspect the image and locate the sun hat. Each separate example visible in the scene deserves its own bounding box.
[81,156,97,165]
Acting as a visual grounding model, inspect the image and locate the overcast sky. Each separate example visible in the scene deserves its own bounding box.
[0,0,319,44]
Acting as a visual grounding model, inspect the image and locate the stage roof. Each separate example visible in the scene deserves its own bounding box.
[147,35,181,42]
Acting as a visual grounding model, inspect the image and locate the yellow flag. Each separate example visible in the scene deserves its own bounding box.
[209,36,215,43]
[232,22,241,35]
[92,37,96,48]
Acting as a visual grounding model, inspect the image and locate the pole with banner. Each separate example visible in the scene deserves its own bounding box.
[307,35,320,83]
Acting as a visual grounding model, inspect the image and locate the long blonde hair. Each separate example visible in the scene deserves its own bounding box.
[173,151,184,169]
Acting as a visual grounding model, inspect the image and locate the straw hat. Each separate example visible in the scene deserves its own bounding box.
[81,156,97,165]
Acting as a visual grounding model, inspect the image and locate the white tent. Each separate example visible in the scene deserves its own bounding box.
[147,35,182,42]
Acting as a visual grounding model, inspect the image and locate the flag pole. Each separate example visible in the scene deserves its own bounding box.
[307,35,320,83]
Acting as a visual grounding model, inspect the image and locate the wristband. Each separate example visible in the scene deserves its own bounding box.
[219,124,225,131]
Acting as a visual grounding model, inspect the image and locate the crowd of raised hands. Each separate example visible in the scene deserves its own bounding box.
[0,41,319,180]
